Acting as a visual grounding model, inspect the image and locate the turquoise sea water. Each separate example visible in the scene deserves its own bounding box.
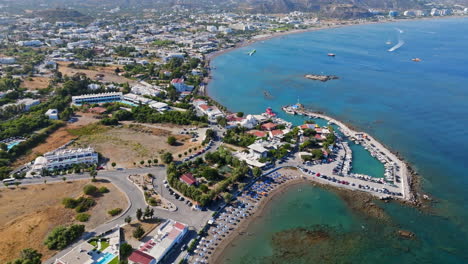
[209,18,468,263]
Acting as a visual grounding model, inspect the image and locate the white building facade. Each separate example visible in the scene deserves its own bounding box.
[32,147,99,172]
[72,92,123,105]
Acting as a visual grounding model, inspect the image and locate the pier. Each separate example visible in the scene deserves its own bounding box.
[282,105,413,201]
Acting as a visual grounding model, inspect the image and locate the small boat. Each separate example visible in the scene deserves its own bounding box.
[412,58,422,62]
[386,41,392,45]
[327,53,336,57]
[248,49,256,56]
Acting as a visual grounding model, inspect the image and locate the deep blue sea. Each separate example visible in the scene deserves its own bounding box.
[209,18,468,263]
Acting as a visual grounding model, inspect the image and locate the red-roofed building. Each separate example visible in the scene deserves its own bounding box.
[300,124,315,130]
[128,250,156,264]
[168,228,183,240]
[261,122,277,131]
[199,104,211,111]
[171,78,194,92]
[226,114,244,122]
[314,134,323,140]
[171,78,184,84]
[248,130,267,138]
[269,129,284,138]
[180,173,196,185]
[174,222,187,231]
[315,128,323,134]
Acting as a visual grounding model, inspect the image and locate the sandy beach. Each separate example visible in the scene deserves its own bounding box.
[209,169,308,264]
[204,15,466,64]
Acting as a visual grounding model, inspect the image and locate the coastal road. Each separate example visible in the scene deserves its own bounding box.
[10,166,213,264]
[36,167,162,264]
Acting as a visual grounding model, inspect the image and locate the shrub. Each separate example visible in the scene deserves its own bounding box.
[108,208,123,216]
[83,184,99,196]
[133,226,145,239]
[6,248,42,264]
[62,197,77,208]
[98,186,109,193]
[44,224,85,250]
[148,197,159,206]
[63,197,96,212]
[76,213,90,222]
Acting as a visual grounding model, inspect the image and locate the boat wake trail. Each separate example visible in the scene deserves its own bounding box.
[388,28,405,52]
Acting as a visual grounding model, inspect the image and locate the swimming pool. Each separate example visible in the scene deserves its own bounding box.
[118,100,138,107]
[7,141,22,150]
[95,253,116,264]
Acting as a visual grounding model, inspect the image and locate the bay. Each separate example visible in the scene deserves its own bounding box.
[208,18,468,263]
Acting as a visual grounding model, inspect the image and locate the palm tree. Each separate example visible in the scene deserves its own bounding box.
[62,176,67,182]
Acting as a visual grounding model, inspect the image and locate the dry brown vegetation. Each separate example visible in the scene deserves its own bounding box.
[0,179,128,262]
[71,124,202,168]
[122,220,161,248]
[20,76,51,90]
[12,112,100,167]
[57,62,137,84]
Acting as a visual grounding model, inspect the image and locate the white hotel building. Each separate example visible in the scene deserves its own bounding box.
[72,92,123,105]
[129,220,188,264]
[32,147,98,172]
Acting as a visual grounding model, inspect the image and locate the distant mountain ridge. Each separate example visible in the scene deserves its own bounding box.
[3,0,465,16]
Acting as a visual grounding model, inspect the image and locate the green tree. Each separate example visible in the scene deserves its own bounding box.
[153,158,158,165]
[223,193,233,204]
[62,176,67,182]
[201,167,219,181]
[140,160,145,166]
[147,160,152,166]
[253,167,262,178]
[120,243,133,260]
[124,215,132,224]
[236,112,244,117]
[144,206,151,220]
[111,162,116,168]
[44,224,85,250]
[311,149,324,160]
[161,152,173,164]
[0,143,7,151]
[136,208,143,221]
[167,136,177,146]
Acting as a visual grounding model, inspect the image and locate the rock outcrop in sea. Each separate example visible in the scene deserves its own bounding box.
[305,74,339,82]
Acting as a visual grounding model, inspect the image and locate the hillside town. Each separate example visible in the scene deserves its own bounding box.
[0,3,465,264]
